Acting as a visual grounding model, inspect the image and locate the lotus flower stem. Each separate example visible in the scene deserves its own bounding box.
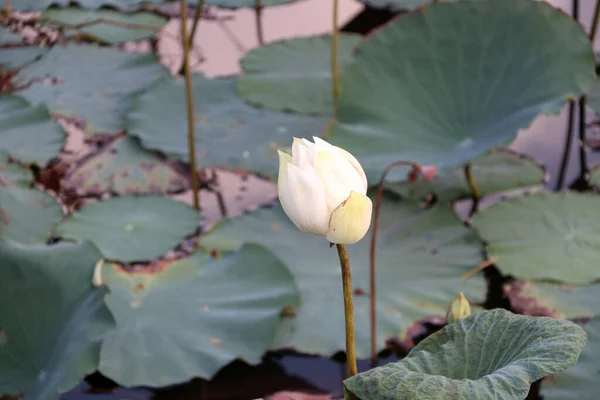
[369,160,423,366]
[255,0,265,45]
[331,0,340,116]
[189,0,205,47]
[591,0,600,41]
[463,163,480,201]
[578,97,589,184]
[3,0,10,15]
[556,100,576,190]
[180,0,200,209]
[336,243,358,381]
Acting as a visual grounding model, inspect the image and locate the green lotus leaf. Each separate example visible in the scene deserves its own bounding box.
[0,239,114,400]
[471,191,600,284]
[344,309,587,400]
[200,192,485,356]
[55,195,199,262]
[387,149,545,203]
[237,34,362,115]
[62,135,189,196]
[11,0,163,12]
[0,152,34,186]
[0,95,64,166]
[98,244,300,387]
[541,316,599,400]
[190,0,297,7]
[41,8,167,44]
[326,0,595,182]
[127,74,329,179]
[357,0,434,11]
[16,45,168,133]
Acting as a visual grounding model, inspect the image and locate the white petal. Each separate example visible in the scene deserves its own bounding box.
[333,146,368,194]
[314,148,366,213]
[326,191,373,244]
[280,163,329,236]
[277,150,292,183]
[292,137,312,168]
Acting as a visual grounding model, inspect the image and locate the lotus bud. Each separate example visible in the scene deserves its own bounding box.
[277,137,372,245]
[446,292,472,324]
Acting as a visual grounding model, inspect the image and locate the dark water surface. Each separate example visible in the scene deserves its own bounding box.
[57,0,600,398]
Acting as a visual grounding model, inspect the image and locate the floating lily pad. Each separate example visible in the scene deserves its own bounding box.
[0,239,114,400]
[0,27,22,45]
[237,34,362,115]
[200,192,485,357]
[357,0,430,11]
[11,0,163,11]
[325,0,595,182]
[0,152,34,186]
[0,185,63,245]
[505,280,600,320]
[127,74,329,179]
[541,316,600,400]
[98,244,300,387]
[56,195,199,262]
[41,8,167,44]
[344,309,587,400]
[1,47,48,70]
[586,80,600,117]
[62,135,189,197]
[17,45,168,133]
[471,192,600,284]
[193,0,297,7]
[0,95,64,166]
[587,163,600,188]
[387,149,545,202]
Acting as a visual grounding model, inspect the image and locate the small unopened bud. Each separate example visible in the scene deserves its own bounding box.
[446,292,471,324]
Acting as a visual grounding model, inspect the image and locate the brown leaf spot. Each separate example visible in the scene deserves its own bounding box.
[504,280,560,318]
[209,337,224,347]
[271,224,281,232]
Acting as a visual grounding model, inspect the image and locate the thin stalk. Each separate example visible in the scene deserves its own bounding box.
[180,0,200,209]
[189,0,205,47]
[4,0,10,16]
[336,244,358,381]
[370,160,421,367]
[591,0,600,42]
[463,163,481,200]
[578,97,589,183]
[331,0,340,117]
[556,100,576,190]
[254,0,264,45]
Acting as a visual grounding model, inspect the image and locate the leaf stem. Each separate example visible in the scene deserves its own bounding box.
[331,0,340,117]
[591,0,600,42]
[180,0,200,209]
[254,0,264,45]
[336,243,358,383]
[556,100,576,190]
[189,0,205,47]
[578,96,590,185]
[463,163,480,200]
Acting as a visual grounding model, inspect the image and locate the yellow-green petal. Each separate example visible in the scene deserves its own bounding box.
[326,191,373,244]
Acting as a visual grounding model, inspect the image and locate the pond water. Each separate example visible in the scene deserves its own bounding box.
[32,0,600,398]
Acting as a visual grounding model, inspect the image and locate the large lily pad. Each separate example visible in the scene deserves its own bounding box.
[541,316,600,400]
[0,95,65,166]
[98,244,300,387]
[62,135,189,197]
[192,0,296,7]
[0,239,114,400]
[357,0,431,11]
[387,149,545,203]
[56,195,199,262]
[0,152,34,186]
[344,309,587,400]
[127,74,329,179]
[17,45,168,133]
[236,34,362,115]
[325,0,595,182]
[471,191,600,284]
[200,192,486,357]
[11,0,163,11]
[0,185,63,245]
[505,280,600,320]
[41,8,167,44]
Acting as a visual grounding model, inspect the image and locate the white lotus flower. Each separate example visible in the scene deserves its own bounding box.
[277,137,372,245]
